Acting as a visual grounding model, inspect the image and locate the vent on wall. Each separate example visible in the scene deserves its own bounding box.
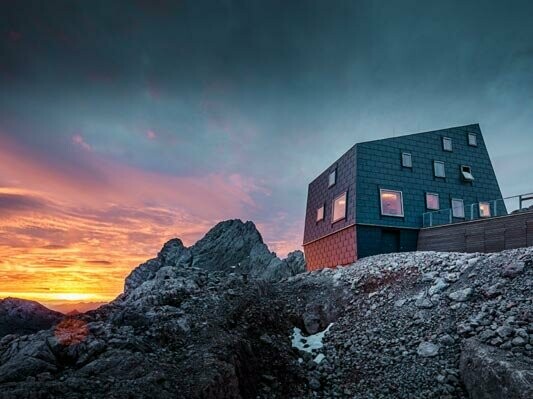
[461,165,474,182]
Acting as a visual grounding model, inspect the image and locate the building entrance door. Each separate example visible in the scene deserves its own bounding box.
[381,229,400,254]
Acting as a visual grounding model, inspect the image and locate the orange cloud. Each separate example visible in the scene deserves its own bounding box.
[0,133,301,308]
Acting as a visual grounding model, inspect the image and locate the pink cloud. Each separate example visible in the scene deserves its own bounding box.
[146,130,157,140]
[0,132,301,303]
[72,134,92,151]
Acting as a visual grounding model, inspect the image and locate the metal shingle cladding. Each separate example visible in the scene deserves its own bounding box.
[303,146,356,244]
[354,124,504,229]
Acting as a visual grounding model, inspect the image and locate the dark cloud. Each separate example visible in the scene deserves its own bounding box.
[86,260,112,265]
[0,193,48,214]
[41,244,69,250]
[1,0,532,253]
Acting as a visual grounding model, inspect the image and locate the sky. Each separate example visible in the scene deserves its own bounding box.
[1,1,532,310]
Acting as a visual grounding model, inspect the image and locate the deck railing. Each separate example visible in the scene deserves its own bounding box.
[422,192,533,228]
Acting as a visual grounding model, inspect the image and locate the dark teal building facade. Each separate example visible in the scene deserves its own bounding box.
[303,123,504,270]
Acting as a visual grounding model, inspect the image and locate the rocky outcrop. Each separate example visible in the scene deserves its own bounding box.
[124,238,191,292]
[124,220,304,295]
[460,338,533,399]
[0,219,531,398]
[0,298,63,337]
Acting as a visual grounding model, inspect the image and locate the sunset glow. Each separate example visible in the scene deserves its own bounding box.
[0,133,301,309]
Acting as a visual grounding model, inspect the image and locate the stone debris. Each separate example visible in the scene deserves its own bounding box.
[0,219,531,398]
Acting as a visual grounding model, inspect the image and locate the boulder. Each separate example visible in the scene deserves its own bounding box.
[460,338,533,399]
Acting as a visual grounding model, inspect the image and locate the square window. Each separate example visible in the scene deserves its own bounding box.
[316,205,324,222]
[479,202,491,217]
[380,189,404,217]
[452,199,465,218]
[426,193,440,210]
[328,169,336,187]
[468,133,477,147]
[461,165,475,182]
[402,152,412,168]
[434,161,445,178]
[442,137,453,151]
[332,192,347,223]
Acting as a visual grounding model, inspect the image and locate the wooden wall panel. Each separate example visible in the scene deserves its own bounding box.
[418,211,533,253]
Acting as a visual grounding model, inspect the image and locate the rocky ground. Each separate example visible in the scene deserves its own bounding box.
[0,219,532,398]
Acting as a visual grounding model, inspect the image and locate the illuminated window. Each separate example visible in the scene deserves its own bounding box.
[461,165,474,182]
[468,133,477,147]
[426,193,440,210]
[380,189,404,217]
[316,205,324,222]
[479,202,491,217]
[452,199,465,218]
[328,169,336,187]
[434,161,445,178]
[402,152,412,168]
[442,137,453,151]
[332,192,347,223]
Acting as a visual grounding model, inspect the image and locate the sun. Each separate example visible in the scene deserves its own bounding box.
[52,293,95,302]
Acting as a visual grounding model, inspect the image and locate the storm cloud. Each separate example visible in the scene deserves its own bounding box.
[1,1,532,303]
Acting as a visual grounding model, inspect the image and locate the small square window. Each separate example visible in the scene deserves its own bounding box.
[479,202,491,217]
[316,205,324,222]
[426,193,440,210]
[434,161,445,178]
[442,137,453,152]
[328,169,336,187]
[380,189,404,217]
[468,133,477,147]
[461,165,475,182]
[332,192,347,223]
[402,152,412,168]
[452,199,465,218]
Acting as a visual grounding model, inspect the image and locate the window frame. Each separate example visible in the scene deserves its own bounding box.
[328,169,337,188]
[442,137,453,152]
[434,161,446,178]
[379,189,404,217]
[425,192,440,210]
[316,204,325,222]
[479,201,491,218]
[451,198,465,218]
[331,191,347,223]
[401,152,412,168]
[468,133,478,147]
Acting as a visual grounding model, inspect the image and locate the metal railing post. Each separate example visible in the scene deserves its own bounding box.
[449,209,452,224]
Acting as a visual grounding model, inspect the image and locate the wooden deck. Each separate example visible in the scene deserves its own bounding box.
[417,210,533,253]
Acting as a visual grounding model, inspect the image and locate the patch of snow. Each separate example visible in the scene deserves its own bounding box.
[291,323,333,353]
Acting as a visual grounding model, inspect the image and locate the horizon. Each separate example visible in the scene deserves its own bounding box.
[1,1,533,308]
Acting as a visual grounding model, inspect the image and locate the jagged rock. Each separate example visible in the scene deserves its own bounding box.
[460,338,533,399]
[448,287,473,302]
[0,222,532,399]
[190,219,274,273]
[124,220,305,295]
[124,238,190,293]
[0,298,63,337]
[417,341,440,357]
[502,261,525,278]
